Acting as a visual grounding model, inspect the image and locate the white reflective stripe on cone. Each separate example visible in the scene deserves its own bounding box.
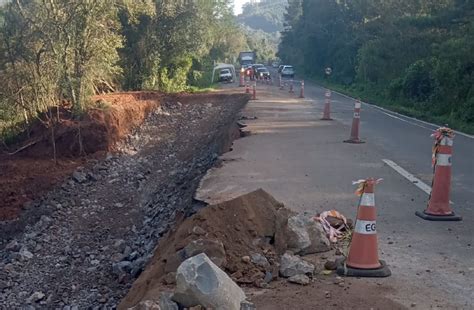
[360,193,375,207]
[436,154,452,166]
[354,220,377,235]
[355,101,362,109]
[354,112,360,119]
[440,137,454,146]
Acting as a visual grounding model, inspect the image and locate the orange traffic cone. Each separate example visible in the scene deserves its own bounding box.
[337,178,391,277]
[239,71,245,87]
[344,99,365,144]
[252,82,257,100]
[245,83,250,94]
[321,90,333,120]
[416,127,462,221]
[299,80,305,98]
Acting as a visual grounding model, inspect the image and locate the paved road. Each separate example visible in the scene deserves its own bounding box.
[200,77,473,308]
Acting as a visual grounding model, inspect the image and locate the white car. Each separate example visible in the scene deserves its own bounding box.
[219,69,233,82]
[281,65,295,78]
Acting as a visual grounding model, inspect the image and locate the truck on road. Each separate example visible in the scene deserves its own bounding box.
[238,51,256,67]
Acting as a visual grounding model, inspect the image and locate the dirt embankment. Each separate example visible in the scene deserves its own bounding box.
[0,90,250,308]
[0,92,161,222]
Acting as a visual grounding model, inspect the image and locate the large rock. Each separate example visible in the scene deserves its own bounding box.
[276,213,330,255]
[165,238,226,274]
[184,239,227,267]
[279,253,314,278]
[173,253,246,310]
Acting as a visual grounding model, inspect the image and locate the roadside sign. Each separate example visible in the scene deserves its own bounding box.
[325,67,332,76]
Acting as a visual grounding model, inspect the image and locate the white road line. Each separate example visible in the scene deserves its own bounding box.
[379,111,435,131]
[383,159,454,204]
[328,89,474,139]
[382,159,432,195]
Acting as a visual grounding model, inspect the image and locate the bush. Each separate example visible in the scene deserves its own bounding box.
[402,60,439,102]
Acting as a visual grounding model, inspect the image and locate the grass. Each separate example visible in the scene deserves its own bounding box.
[310,76,474,135]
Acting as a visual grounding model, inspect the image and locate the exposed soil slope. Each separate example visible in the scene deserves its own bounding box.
[0,91,249,308]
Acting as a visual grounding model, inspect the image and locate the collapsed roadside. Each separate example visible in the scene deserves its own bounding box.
[0,91,249,308]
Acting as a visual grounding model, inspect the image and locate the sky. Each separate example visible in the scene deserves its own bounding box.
[233,0,252,15]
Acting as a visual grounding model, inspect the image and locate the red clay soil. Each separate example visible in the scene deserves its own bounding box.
[0,92,161,221]
[119,189,292,309]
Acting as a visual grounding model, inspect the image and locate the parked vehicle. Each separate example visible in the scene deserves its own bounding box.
[278,65,285,73]
[219,69,233,82]
[281,65,295,78]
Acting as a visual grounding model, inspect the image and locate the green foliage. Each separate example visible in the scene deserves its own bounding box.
[0,0,245,141]
[238,0,287,33]
[279,0,474,132]
[237,0,287,62]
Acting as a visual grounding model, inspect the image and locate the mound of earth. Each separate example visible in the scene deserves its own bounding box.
[120,189,329,309]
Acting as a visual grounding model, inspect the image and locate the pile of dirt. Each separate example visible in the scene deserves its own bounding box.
[120,189,295,309]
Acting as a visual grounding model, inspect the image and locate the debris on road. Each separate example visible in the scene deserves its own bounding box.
[173,253,247,310]
[315,210,352,243]
[277,213,331,255]
[120,189,332,308]
[279,252,315,278]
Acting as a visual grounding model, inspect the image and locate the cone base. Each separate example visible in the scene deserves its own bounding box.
[344,139,365,144]
[336,259,391,278]
[321,118,333,121]
[415,210,462,221]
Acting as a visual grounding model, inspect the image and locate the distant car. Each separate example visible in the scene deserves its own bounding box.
[257,67,271,79]
[272,62,280,68]
[251,64,265,79]
[219,69,233,82]
[281,65,295,78]
[278,65,285,73]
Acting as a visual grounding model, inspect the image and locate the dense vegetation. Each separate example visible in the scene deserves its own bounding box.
[279,0,474,132]
[0,0,247,141]
[237,0,287,62]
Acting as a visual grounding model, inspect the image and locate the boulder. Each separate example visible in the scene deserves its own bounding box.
[279,253,314,278]
[288,274,310,285]
[276,213,330,255]
[165,238,226,273]
[184,239,226,267]
[173,253,246,310]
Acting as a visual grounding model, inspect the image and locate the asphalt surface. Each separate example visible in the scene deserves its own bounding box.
[198,76,473,308]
